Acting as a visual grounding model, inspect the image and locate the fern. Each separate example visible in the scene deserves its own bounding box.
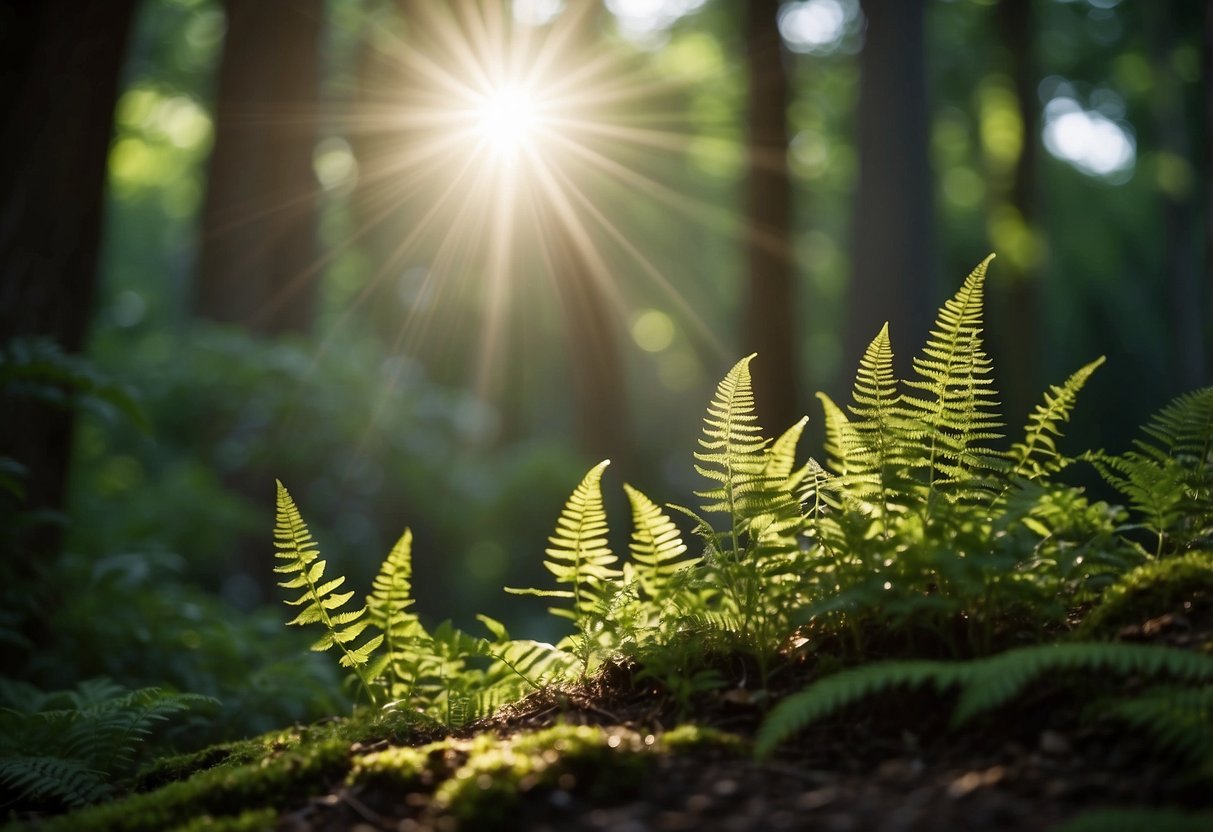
[899,255,1003,500]
[0,679,211,810]
[1088,387,1213,555]
[365,529,426,701]
[274,480,382,705]
[692,354,769,552]
[1100,684,1213,773]
[846,323,906,517]
[756,642,1213,757]
[624,483,691,602]
[507,460,619,676]
[1006,356,1105,481]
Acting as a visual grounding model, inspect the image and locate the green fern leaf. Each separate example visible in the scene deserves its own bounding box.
[274,480,381,704]
[756,660,961,757]
[366,529,426,694]
[1007,356,1105,480]
[625,483,691,600]
[846,322,908,508]
[952,642,1213,726]
[900,255,1003,497]
[694,354,769,537]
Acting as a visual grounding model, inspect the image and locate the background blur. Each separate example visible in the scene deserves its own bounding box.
[1,0,1209,738]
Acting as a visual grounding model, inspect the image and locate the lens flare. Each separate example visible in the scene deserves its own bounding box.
[474,86,539,156]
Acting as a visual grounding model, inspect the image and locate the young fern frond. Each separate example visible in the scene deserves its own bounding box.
[274,480,382,705]
[366,529,425,698]
[624,483,691,601]
[1006,356,1105,481]
[816,392,856,480]
[756,642,1213,757]
[900,255,1003,499]
[693,354,768,551]
[847,323,905,512]
[507,460,619,675]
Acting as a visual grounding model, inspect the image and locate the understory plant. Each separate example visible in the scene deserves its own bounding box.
[274,254,1212,755]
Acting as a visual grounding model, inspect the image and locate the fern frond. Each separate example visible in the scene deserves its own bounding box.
[0,756,110,808]
[1090,387,1213,554]
[624,483,691,601]
[274,480,382,704]
[756,642,1213,757]
[900,255,1003,496]
[366,529,425,694]
[755,660,961,757]
[816,392,856,479]
[1101,684,1213,771]
[951,642,1213,724]
[693,354,768,540]
[846,322,907,508]
[1007,356,1105,481]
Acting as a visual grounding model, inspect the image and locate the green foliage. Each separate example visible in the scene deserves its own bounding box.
[508,460,621,676]
[1053,809,1213,832]
[273,481,382,705]
[755,642,1213,757]
[0,678,211,811]
[1100,684,1213,776]
[1087,387,1213,556]
[0,337,147,433]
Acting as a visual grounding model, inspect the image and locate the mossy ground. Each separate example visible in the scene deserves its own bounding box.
[10,556,1213,832]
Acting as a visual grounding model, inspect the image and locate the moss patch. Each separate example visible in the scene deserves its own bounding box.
[1079,551,1213,637]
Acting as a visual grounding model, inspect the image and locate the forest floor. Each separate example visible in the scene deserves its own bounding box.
[20,602,1213,832]
[294,622,1209,832]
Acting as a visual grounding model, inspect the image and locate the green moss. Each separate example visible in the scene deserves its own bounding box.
[1079,551,1213,636]
[166,808,278,832]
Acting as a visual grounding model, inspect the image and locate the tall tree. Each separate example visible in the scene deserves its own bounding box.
[0,0,138,555]
[989,0,1041,419]
[742,0,799,434]
[846,0,934,376]
[194,0,324,335]
[1147,2,1205,392]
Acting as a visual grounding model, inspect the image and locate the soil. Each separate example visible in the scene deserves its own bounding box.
[273,607,1213,832]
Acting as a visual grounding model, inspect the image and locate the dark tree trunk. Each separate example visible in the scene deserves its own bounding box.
[194,0,324,335]
[1204,0,1213,381]
[846,0,934,377]
[742,0,799,435]
[990,0,1040,420]
[1148,4,1205,392]
[0,0,137,557]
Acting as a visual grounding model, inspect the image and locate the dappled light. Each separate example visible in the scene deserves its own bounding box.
[2,0,1210,828]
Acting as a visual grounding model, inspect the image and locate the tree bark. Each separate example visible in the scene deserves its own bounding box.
[1148,3,1205,392]
[991,0,1040,420]
[194,0,324,335]
[742,0,799,435]
[0,0,137,556]
[846,0,934,378]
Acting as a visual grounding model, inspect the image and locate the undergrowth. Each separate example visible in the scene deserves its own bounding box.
[18,255,1213,823]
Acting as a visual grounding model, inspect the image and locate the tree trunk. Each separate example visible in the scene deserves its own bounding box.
[194,0,324,335]
[1148,3,1205,392]
[742,0,799,435]
[846,0,934,377]
[0,0,137,557]
[990,0,1040,420]
[1204,0,1213,381]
